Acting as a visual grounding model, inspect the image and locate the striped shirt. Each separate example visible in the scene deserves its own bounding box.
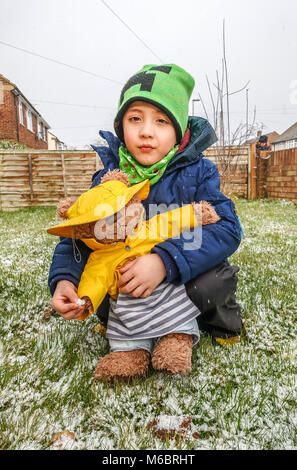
[106,282,200,341]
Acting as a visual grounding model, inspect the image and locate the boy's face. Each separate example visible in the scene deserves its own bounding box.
[122,101,177,166]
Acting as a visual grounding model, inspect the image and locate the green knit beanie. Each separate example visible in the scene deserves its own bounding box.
[114,64,195,144]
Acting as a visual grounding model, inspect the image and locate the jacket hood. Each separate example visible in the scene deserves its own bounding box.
[91,116,217,173]
[167,116,217,172]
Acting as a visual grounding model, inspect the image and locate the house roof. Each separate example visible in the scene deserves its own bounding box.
[0,73,16,88]
[0,73,51,129]
[272,122,297,144]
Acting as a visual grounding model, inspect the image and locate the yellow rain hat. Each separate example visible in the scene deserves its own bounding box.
[47,178,150,238]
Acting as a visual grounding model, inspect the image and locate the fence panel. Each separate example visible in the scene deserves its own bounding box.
[0,150,101,210]
[204,146,249,198]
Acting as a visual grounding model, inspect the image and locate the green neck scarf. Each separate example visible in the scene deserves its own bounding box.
[119,145,178,186]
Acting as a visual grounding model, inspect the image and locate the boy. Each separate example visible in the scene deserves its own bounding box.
[49,64,243,344]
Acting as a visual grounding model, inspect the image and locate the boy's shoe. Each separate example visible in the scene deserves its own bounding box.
[93,322,107,336]
[199,323,242,346]
[214,336,240,346]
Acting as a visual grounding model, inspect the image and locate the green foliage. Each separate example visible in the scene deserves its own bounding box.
[0,139,28,150]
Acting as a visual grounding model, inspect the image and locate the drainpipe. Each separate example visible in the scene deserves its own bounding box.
[13,90,20,143]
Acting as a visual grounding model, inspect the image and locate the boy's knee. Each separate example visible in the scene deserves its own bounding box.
[186,262,240,309]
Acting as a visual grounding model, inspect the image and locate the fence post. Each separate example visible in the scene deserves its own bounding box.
[61,154,67,197]
[28,153,34,201]
[248,143,257,199]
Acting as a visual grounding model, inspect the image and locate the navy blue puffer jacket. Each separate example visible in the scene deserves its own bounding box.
[48,116,242,296]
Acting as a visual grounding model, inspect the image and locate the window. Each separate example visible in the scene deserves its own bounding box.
[37,120,43,139]
[273,143,284,151]
[286,139,297,149]
[19,100,24,125]
[26,108,33,131]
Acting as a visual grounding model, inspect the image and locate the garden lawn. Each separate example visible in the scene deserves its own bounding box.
[0,199,296,450]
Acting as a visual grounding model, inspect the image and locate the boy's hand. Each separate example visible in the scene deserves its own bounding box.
[117,254,166,298]
[52,280,85,320]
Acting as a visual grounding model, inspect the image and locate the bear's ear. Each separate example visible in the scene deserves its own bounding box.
[100,169,130,186]
[57,197,76,219]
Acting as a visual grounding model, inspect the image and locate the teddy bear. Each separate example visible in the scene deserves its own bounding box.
[47,169,220,383]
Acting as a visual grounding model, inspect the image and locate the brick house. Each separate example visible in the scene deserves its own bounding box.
[0,73,50,149]
[48,131,67,150]
[272,122,297,151]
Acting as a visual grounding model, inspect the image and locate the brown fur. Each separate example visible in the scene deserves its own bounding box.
[192,201,221,225]
[73,222,96,239]
[100,169,131,186]
[80,296,93,312]
[152,333,193,375]
[71,195,142,242]
[94,349,150,383]
[57,197,76,219]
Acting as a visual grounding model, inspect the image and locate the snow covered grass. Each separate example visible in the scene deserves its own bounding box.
[0,200,296,450]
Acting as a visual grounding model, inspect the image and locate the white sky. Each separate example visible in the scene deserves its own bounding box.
[0,0,296,148]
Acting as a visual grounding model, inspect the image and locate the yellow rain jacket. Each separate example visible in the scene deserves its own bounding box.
[76,204,199,319]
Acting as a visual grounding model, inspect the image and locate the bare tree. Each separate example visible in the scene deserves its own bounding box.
[198,20,264,195]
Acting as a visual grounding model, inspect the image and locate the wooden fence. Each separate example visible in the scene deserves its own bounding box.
[0,150,102,210]
[4,145,297,210]
[205,146,249,198]
[0,146,250,210]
